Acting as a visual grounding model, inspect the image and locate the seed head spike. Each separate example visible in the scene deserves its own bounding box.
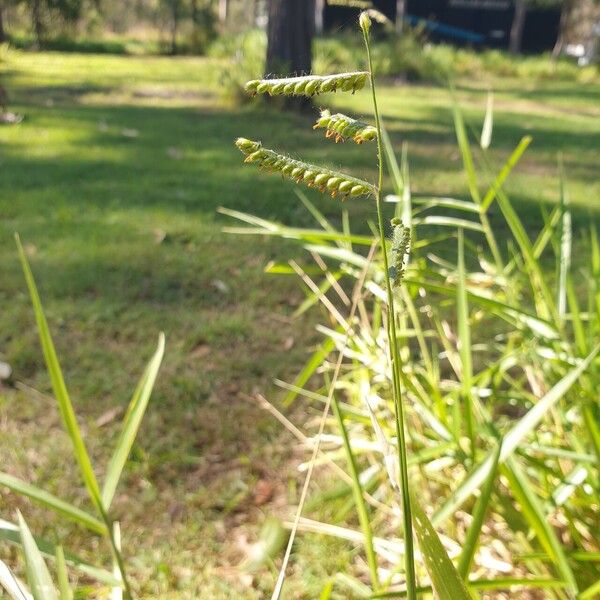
[389,218,411,287]
[235,139,374,200]
[313,110,377,144]
[243,72,369,98]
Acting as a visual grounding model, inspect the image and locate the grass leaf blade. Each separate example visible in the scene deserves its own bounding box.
[102,333,165,510]
[503,458,578,594]
[55,547,73,600]
[0,472,106,535]
[17,512,58,600]
[433,343,600,524]
[15,234,103,513]
[410,491,471,600]
[457,440,502,578]
[480,90,493,149]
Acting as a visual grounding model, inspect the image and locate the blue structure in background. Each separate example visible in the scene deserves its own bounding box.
[323,0,561,52]
[404,14,485,44]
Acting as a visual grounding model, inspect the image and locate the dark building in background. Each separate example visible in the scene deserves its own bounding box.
[323,0,561,52]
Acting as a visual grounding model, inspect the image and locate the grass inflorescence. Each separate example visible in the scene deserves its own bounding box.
[245,71,369,97]
[389,217,411,287]
[313,109,377,144]
[235,138,374,199]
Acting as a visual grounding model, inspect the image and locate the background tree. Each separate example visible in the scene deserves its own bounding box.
[0,0,6,42]
[509,0,527,53]
[266,0,315,111]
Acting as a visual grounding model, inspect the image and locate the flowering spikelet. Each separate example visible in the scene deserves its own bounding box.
[313,109,377,144]
[235,138,374,199]
[245,72,369,98]
[389,218,411,287]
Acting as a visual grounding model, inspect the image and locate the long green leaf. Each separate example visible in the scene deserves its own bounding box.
[412,197,479,213]
[557,155,571,319]
[15,235,103,513]
[0,520,118,586]
[493,188,557,322]
[17,512,58,600]
[55,547,73,600]
[481,136,532,212]
[331,397,379,590]
[412,215,483,232]
[456,228,475,456]
[382,124,404,198]
[451,90,480,204]
[433,343,600,524]
[369,577,566,598]
[457,440,502,578]
[579,578,600,600]
[283,338,335,406]
[0,472,106,535]
[406,278,559,340]
[502,458,577,595]
[410,491,471,600]
[102,333,165,509]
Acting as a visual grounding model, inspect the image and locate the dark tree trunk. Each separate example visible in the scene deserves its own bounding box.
[0,1,6,43]
[32,0,44,47]
[396,0,406,33]
[509,0,527,54]
[266,0,315,111]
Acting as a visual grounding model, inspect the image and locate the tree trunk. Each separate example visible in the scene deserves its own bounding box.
[218,0,228,23]
[191,0,200,52]
[170,0,179,54]
[266,0,315,111]
[32,0,44,47]
[552,0,574,59]
[509,0,527,54]
[315,0,325,35]
[0,0,6,43]
[396,0,406,33]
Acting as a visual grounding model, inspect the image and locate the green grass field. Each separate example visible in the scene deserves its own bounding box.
[1,49,599,598]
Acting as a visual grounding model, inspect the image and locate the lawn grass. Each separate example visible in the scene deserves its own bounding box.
[0,48,599,598]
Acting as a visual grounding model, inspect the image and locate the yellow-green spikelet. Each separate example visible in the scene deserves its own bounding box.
[235,138,374,199]
[313,109,377,144]
[244,72,369,97]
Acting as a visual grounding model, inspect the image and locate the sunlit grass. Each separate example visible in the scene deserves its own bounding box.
[0,48,599,598]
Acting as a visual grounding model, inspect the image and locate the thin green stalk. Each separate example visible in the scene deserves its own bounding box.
[103,512,133,600]
[331,395,380,589]
[361,18,416,600]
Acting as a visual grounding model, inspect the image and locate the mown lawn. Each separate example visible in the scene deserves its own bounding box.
[0,49,599,598]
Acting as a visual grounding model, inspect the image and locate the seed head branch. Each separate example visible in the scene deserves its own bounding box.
[245,72,369,97]
[235,138,375,199]
[313,110,377,144]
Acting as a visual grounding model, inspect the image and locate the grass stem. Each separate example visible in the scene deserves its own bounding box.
[362,21,417,600]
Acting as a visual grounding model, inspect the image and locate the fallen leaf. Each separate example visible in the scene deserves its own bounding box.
[95,406,123,427]
[252,480,274,506]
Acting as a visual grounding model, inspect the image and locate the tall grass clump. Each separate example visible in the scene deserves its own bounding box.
[225,11,600,600]
[230,12,483,600]
[0,236,165,599]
